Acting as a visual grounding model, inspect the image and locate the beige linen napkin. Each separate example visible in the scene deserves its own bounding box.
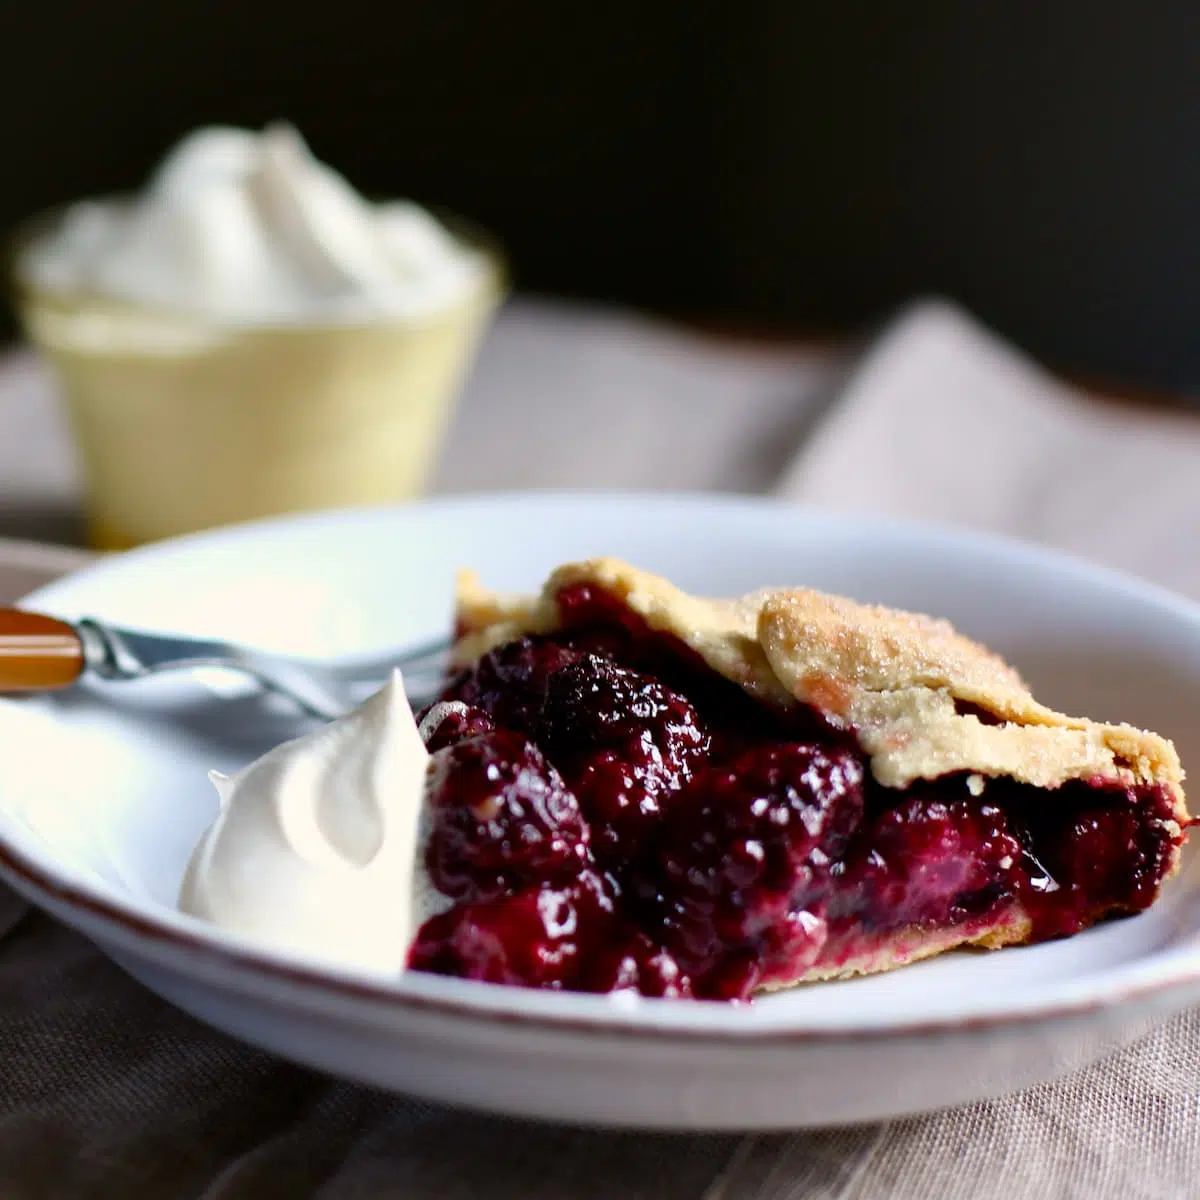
[781,297,1200,598]
[2,300,1200,1197]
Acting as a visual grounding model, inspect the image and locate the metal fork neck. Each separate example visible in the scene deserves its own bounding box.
[76,619,144,681]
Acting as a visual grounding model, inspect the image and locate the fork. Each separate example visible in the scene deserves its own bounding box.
[0,608,453,720]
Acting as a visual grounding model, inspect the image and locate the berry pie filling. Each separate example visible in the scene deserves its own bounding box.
[408,580,1188,1002]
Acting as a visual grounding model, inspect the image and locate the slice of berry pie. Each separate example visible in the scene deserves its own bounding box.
[408,558,1190,1001]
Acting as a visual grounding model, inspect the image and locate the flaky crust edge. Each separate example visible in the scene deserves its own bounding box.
[450,558,1190,981]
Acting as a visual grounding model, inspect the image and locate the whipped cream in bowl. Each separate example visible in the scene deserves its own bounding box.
[18,124,488,325]
[11,124,503,548]
[179,670,451,976]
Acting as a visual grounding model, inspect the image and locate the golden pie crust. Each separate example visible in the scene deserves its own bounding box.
[450,558,1189,980]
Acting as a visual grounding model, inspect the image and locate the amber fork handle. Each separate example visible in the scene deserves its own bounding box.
[0,608,451,718]
[0,609,86,691]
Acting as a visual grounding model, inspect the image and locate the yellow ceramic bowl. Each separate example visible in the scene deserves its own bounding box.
[11,213,503,550]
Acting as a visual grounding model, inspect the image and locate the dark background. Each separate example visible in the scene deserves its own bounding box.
[3,1,1199,390]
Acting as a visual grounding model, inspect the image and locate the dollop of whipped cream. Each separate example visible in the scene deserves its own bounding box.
[179,670,448,975]
[22,124,485,322]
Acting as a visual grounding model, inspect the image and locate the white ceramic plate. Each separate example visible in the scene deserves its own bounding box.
[1,494,1198,1131]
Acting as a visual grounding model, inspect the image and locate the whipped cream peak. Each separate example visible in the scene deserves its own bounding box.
[247,123,399,300]
[179,669,444,975]
[22,124,485,323]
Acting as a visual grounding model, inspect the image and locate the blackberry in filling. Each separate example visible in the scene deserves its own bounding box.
[408,583,1186,1001]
